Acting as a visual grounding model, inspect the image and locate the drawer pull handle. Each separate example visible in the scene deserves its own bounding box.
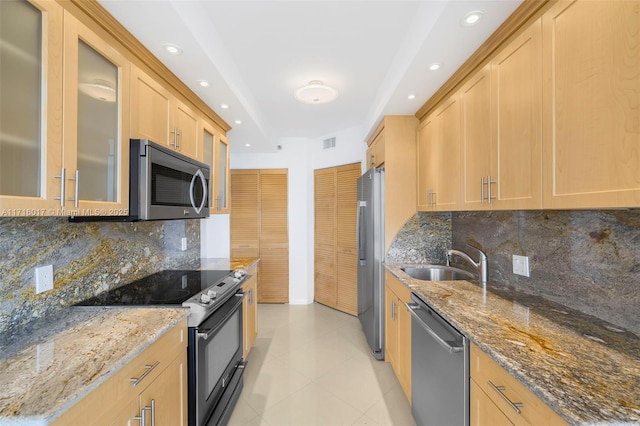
[488,380,523,414]
[130,361,160,387]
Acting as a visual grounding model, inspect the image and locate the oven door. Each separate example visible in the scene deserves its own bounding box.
[137,139,210,220]
[189,291,245,426]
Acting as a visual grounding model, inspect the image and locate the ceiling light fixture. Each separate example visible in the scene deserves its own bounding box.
[234,119,242,125]
[163,43,183,55]
[461,10,485,27]
[245,143,251,147]
[429,63,441,71]
[220,104,229,109]
[294,80,338,104]
[408,94,416,100]
[198,80,210,87]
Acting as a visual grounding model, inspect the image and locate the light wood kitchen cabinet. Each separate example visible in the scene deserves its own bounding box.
[367,116,418,253]
[0,0,64,214]
[470,343,567,426]
[62,10,130,215]
[366,131,385,168]
[54,318,188,426]
[213,134,230,213]
[461,20,542,211]
[230,170,288,303]
[384,271,412,402]
[242,273,258,358]
[542,0,640,209]
[417,96,462,211]
[313,163,360,315]
[130,65,199,160]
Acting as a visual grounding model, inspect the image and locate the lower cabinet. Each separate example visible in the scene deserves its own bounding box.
[242,272,258,359]
[53,318,188,426]
[470,343,567,426]
[384,272,412,402]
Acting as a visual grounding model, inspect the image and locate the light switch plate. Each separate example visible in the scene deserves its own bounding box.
[181,237,188,251]
[512,255,530,277]
[35,265,54,294]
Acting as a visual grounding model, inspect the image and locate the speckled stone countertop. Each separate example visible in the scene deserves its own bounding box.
[199,257,260,271]
[385,264,640,425]
[0,307,188,425]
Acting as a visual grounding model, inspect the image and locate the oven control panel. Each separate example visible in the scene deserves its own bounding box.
[183,270,249,327]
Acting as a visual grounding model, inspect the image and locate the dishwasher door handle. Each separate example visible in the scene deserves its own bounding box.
[406,302,464,354]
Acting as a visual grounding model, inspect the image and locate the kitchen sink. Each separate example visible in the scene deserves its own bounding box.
[401,265,475,281]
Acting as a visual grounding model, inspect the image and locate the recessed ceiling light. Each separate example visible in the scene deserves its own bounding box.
[245,143,251,147]
[461,10,484,27]
[198,80,210,88]
[163,43,183,55]
[408,94,416,100]
[235,119,242,125]
[220,104,229,109]
[294,80,338,104]
[429,63,441,71]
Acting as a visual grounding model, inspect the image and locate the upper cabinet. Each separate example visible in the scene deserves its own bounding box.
[461,21,543,210]
[542,0,640,209]
[214,134,230,213]
[201,120,229,215]
[130,66,199,160]
[417,96,462,211]
[63,10,130,214]
[366,130,385,169]
[0,0,63,213]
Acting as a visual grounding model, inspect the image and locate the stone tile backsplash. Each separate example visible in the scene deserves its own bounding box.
[389,210,640,335]
[0,218,200,335]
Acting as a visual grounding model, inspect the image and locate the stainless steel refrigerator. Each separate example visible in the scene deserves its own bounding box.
[357,168,385,360]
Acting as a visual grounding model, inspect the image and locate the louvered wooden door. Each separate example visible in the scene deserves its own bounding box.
[230,169,289,303]
[230,170,259,258]
[314,168,337,307]
[314,163,360,315]
[259,170,289,303]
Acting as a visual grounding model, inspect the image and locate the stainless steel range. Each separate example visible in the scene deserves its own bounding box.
[76,269,249,426]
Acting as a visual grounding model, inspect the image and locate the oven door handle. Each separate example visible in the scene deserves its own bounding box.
[196,292,245,341]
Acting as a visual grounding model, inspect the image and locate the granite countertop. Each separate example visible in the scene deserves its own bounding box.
[0,307,189,425]
[385,263,640,425]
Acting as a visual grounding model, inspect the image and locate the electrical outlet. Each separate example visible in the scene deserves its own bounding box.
[35,265,54,294]
[512,255,530,277]
[181,237,188,251]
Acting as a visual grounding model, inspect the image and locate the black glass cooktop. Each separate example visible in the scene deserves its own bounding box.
[76,269,233,306]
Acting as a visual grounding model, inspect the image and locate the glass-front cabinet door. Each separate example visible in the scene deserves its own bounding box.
[215,135,230,213]
[62,11,130,216]
[0,0,63,214]
[201,121,216,212]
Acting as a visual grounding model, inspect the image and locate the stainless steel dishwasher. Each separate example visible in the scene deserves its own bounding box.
[407,293,469,426]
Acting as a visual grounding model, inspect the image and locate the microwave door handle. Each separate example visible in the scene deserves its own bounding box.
[190,169,207,214]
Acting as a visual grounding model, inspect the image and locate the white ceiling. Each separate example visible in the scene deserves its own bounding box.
[98,0,522,153]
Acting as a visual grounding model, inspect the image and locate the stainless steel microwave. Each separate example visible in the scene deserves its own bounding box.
[130,139,210,220]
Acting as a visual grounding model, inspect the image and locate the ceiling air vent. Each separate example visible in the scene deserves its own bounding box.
[323,137,336,150]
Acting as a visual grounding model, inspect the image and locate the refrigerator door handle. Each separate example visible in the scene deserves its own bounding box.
[357,200,367,266]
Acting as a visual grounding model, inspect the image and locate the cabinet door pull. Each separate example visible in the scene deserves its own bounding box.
[53,168,66,207]
[487,175,496,204]
[133,404,152,426]
[170,128,178,149]
[481,176,486,204]
[130,361,160,387]
[67,170,79,208]
[488,380,523,414]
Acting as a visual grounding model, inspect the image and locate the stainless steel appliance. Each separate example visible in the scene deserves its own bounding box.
[76,269,248,426]
[131,139,209,221]
[407,293,469,426]
[357,168,385,360]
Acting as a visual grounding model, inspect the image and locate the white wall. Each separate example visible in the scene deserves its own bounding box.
[201,128,366,304]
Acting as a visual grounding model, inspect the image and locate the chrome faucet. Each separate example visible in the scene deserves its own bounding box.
[446,246,488,285]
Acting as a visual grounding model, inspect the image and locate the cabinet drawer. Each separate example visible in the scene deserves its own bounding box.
[54,318,187,425]
[470,344,566,426]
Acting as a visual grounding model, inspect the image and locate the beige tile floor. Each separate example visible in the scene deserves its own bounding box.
[228,303,416,426]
